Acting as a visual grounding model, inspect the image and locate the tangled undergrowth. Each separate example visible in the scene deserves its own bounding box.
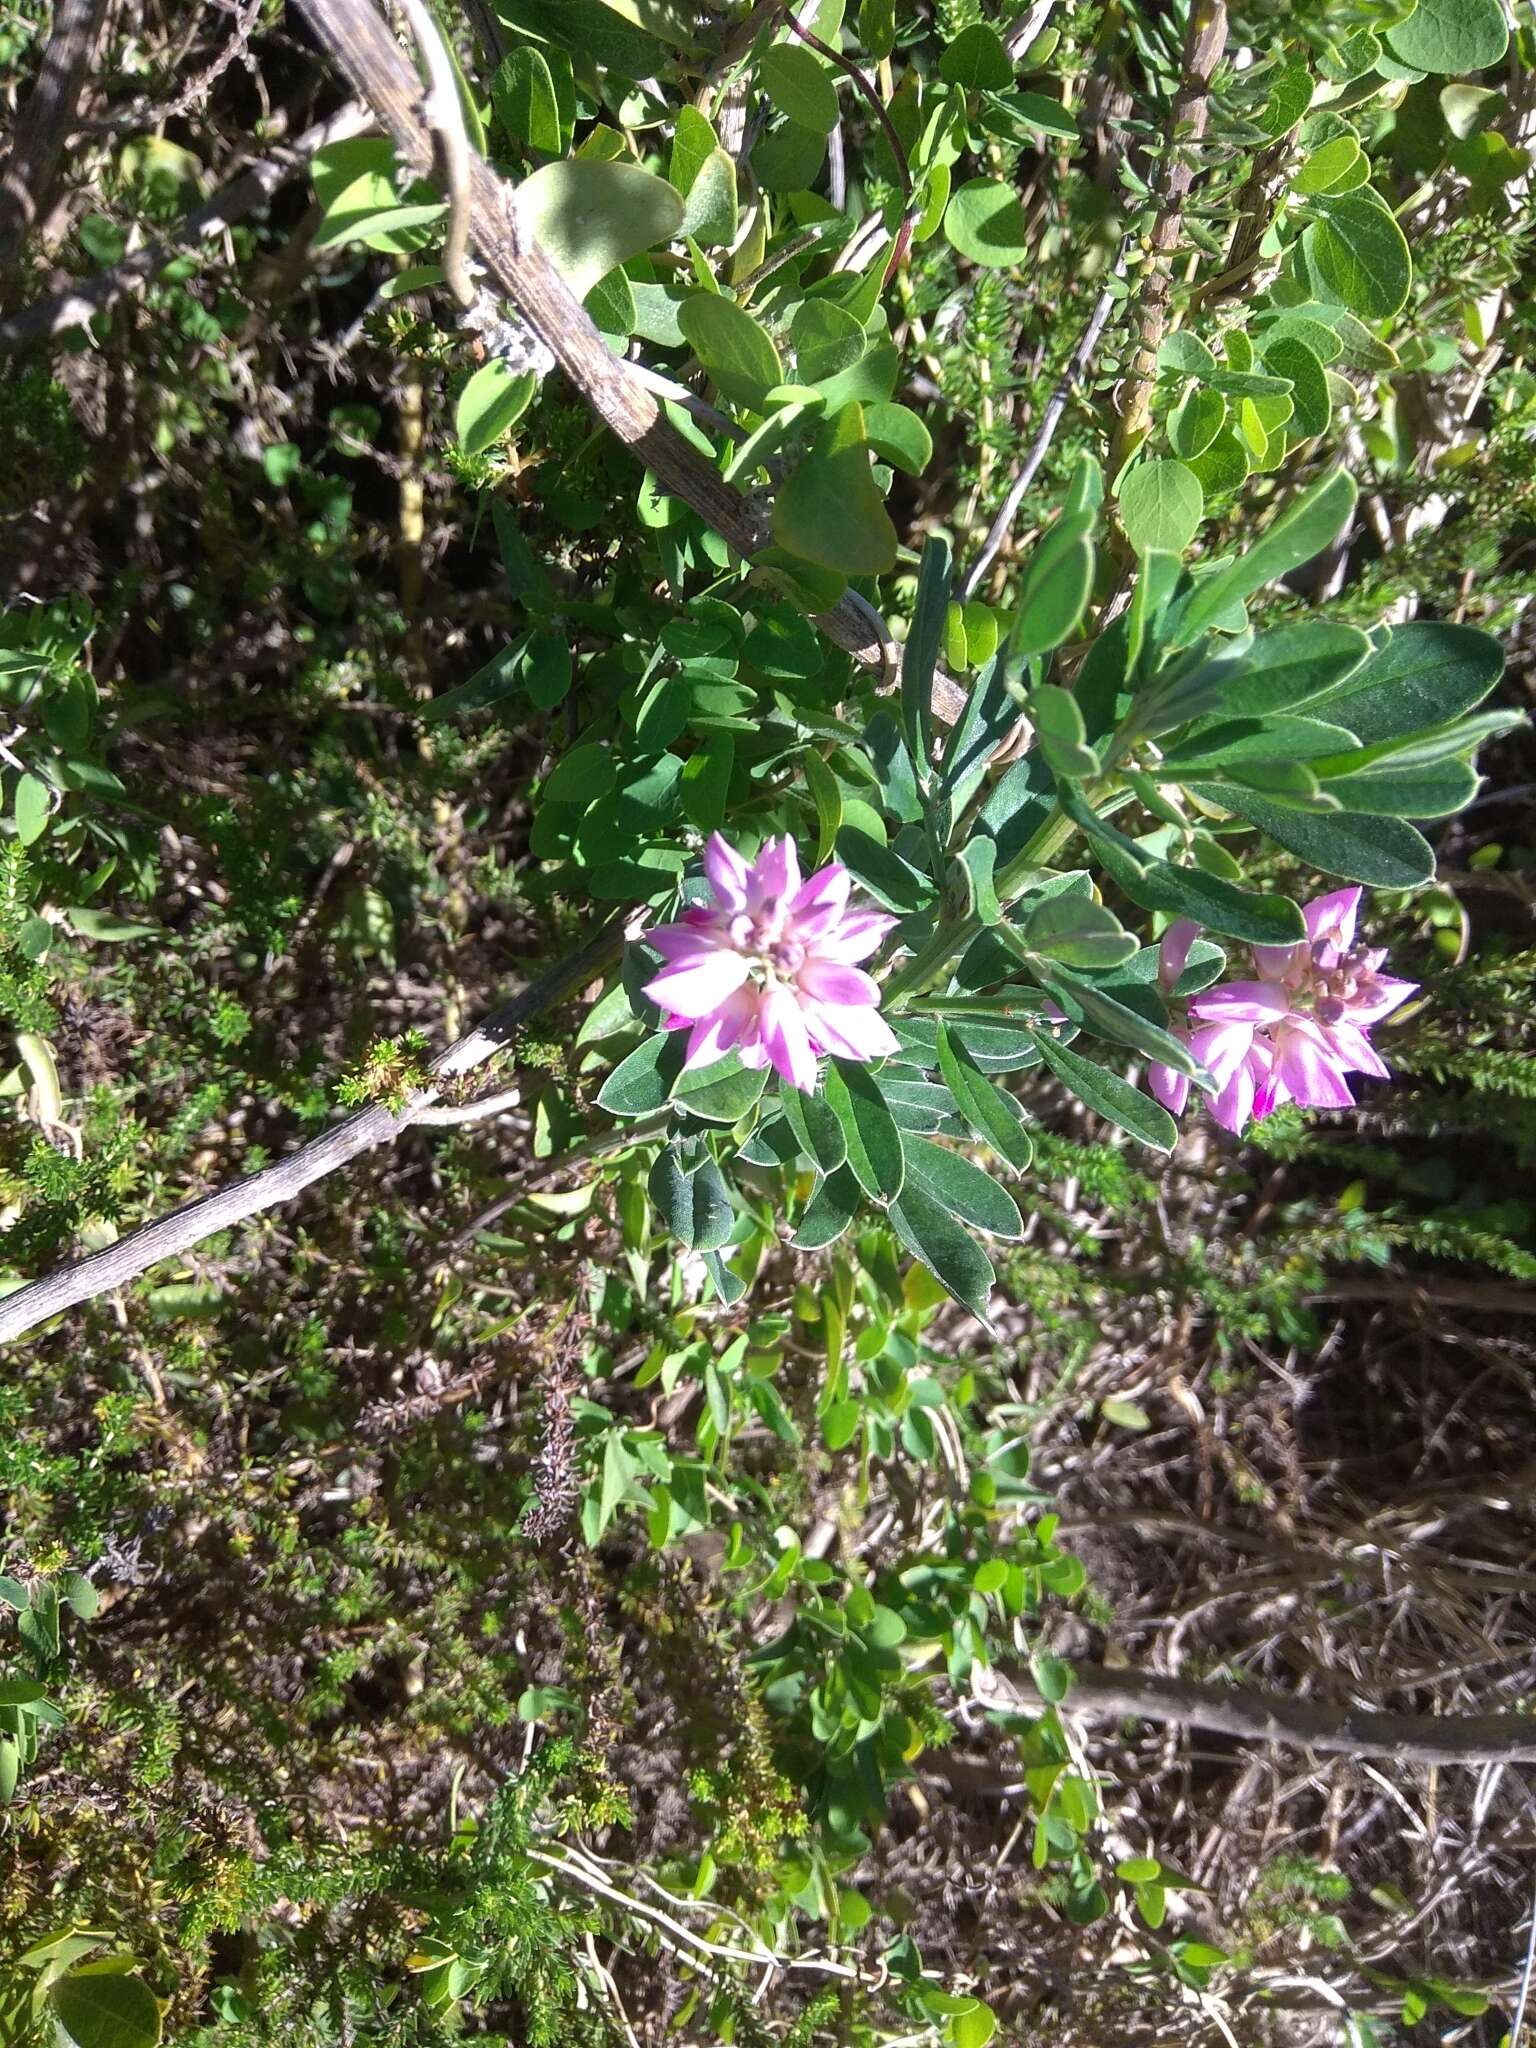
[3,0,1536,2044]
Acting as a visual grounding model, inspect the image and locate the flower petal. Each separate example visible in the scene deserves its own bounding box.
[795,959,881,1009]
[704,834,751,912]
[1349,974,1417,1023]
[803,998,900,1063]
[1149,1060,1190,1116]
[646,919,728,962]
[1191,980,1292,1026]
[1158,918,1201,995]
[758,981,818,1092]
[1304,886,1361,951]
[683,985,759,1069]
[1273,1021,1355,1110]
[811,908,897,964]
[1210,1053,1257,1133]
[643,948,751,1020]
[1189,1020,1258,1086]
[751,835,801,909]
[788,862,851,938]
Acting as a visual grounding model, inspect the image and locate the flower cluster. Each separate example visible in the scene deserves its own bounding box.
[641,835,898,1093]
[1150,888,1416,1135]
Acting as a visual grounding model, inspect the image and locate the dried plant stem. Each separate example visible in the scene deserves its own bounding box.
[1109,0,1229,474]
[290,0,968,722]
[0,920,625,1345]
[0,103,375,350]
[975,1659,1536,1766]
[0,0,112,288]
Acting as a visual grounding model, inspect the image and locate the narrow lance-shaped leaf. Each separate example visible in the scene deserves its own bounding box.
[1030,1028,1179,1153]
[936,1023,1034,1172]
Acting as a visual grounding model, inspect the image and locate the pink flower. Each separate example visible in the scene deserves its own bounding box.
[1151,888,1416,1135]
[640,834,899,1093]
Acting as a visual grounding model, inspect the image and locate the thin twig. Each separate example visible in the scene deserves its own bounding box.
[960,253,1125,599]
[393,0,476,307]
[0,919,626,1344]
[77,0,264,135]
[1109,0,1229,472]
[0,103,374,351]
[973,1659,1536,1765]
[0,0,112,289]
[289,0,968,722]
[785,16,909,201]
[1508,1879,1536,2048]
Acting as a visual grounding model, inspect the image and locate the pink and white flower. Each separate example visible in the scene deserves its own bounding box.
[1148,888,1416,1135]
[640,834,899,1094]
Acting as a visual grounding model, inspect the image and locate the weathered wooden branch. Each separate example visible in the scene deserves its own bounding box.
[0,103,374,351]
[0,921,625,1345]
[1109,0,1229,471]
[973,1658,1536,1766]
[288,0,968,722]
[0,0,112,291]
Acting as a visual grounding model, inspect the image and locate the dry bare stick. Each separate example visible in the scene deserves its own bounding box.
[288,0,969,724]
[960,250,1125,600]
[79,0,265,136]
[1004,1,1057,61]
[0,103,375,351]
[0,919,625,1345]
[1108,0,1229,473]
[0,0,112,290]
[973,1659,1536,1766]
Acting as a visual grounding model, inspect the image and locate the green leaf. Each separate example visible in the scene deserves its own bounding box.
[939,21,1013,88]
[752,119,827,195]
[1168,386,1225,460]
[1171,469,1357,648]
[1025,893,1138,969]
[1293,132,1364,197]
[491,46,563,153]
[1044,966,1210,1081]
[455,360,538,455]
[1191,621,1373,720]
[648,1145,735,1249]
[1305,189,1412,319]
[672,1053,768,1123]
[1258,60,1313,136]
[14,773,50,847]
[0,1735,17,1804]
[1196,785,1435,886]
[1015,510,1095,657]
[1302,621,1503,743]
[524,628,572,710]
[792,1165,863,1248]
[948,1997,999,2048]
[943,178,1029,268]
[1029,681,1098,780]
[781,1081,848,1172]
[1158,331,1217,377]
[597,1033,681,1116]
[1262,334,1331,438]
[511,159,684,299]
[823,1059,905,1202]
[834,827,936,913]
[51,1967,163,2048]
[774,410,898,575]
[1157,715,1362,773]
[861,401,933,477]
[1030,1029,1178,1151]
[902,1136,1023,1239]
[59,1572,99,1620]
[888,1183,995,1323]
[1119,460,1204,555]
[791,299,865,386]
[679,294,783,407]
[760,42,839,133]
[680,147,737,246]
[64,907,160,942]
[1384,0,1508,73]
[903,534,950,785]
[1317,756,1479,819]
[936,1024,1033,1171]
